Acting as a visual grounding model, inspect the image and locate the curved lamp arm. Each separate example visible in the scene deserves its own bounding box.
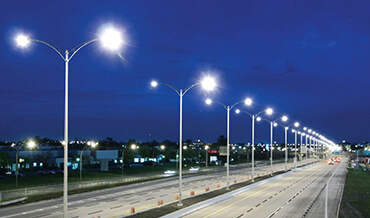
[33,39,65,61]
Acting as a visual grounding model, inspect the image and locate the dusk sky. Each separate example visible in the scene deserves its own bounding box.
[0,0,369,144]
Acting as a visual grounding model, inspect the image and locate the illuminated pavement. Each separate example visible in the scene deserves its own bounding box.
[172,159,346,218]
[0,159,316,218]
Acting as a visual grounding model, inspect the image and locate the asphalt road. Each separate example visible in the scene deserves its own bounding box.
[178,158,346,218]
[0,159,316,218]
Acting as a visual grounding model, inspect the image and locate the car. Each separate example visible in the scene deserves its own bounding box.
[164,170,176,175]
[189,166,200,172]
[328,159,334,165]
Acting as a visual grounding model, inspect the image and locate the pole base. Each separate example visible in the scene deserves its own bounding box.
[251,179,255,182]
[226,186,230,190]
[177,202,183,207]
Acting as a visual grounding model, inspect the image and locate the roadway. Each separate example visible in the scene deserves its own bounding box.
[0,159,316,218]
[173,158,346,218]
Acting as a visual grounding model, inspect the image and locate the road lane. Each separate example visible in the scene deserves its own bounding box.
[0,159,315,218]
[181,159,346,218]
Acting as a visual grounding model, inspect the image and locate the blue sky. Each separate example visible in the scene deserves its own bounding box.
[0,0,369,144]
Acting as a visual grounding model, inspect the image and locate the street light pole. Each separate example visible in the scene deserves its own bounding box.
[15,27,124,218]
[251,114,255,182]
[270,121,273,175]
[179,89,183,206]
[151,77,216,206]
[294,129,297,170]
[205,98,251,189]
[285,127,288,171]
[235,107,273,182]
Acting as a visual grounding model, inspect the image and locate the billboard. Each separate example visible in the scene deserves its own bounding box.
[219,146,227,156]
[96,150,118,160]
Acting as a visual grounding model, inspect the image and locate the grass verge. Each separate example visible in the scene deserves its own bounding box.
[339,167,370,218]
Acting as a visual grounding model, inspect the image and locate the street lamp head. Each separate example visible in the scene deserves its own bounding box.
[294,122,300,127]
[298,131,301,134]
[308,129,312,133]
[303,127,307,131]
[292,129,296,133]
[205,98,212,105]
[312,131,316,134]
[183,145,187,150]
[265,108,273,115]
[235,109,241,114]
[100,27,124,51]
[282,115,288,122]
[16,34,31,48]
[302,133,306,136]
[150,80,158,87]
[273,122,278,127]
[131,144,136,149]
[205,145,209,150]
[91,142,98,148]
[27,140,36,149]
[256,117,262,122]
[160,145,165,150]
[200,76,216,91]
[244,98,252,106]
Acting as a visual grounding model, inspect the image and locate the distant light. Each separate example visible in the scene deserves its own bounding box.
[303,127,307,131]
[151,81,158,87]
[201,76,216,91]
[131,144,136,149]
[273,122,278,127]
[100,27,123,51]
[266,108,273,115]
[205,98,212,105]
[244,98,252,106]
[256,117,262,121]
[294,122,300,127]
[308,129,312,133]
[183,145,187,150]
[302,133,306,136]
[16,34,31,47]
[282,115,288,122]
[235,109,241,114]
[292,129,296,133]
[160,145,165,150]
[27,140,36,149]
[205,145,209,150]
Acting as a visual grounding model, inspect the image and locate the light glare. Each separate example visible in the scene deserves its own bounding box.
[100,27,123,51]
[16,34,31,47]
[244,98,252,106]
[201,76,216,91]
[151,81,158,87]
[266,108,273,115]
[205,98,212,105]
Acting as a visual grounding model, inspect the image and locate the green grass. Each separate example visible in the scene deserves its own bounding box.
[339,167,370,218]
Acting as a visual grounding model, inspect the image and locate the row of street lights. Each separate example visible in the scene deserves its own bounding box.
[13,25,336,216]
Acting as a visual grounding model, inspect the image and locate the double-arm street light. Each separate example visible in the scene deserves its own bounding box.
[235,107,273,182]
[79,141,98,181]
[257,115,289,175]
[15,25,124,218]
[11,140,36,187]
[151,76,216,206]
[205,97,252,189]
[276,118,299,171]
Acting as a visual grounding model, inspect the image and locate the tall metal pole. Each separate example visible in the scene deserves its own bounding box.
[121,148,125,176]
[285,127,288,171]
[63,51,69,218]
[178,90,183,206]
[294,131,297,170]
[270,121,273,175]
[300,133,303,161]
[15,148,19,188]
[309,137,312,159]
[226,106,230,190]
[305,135,308,160]
[251,115,255,182]
[206,148,208,167]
